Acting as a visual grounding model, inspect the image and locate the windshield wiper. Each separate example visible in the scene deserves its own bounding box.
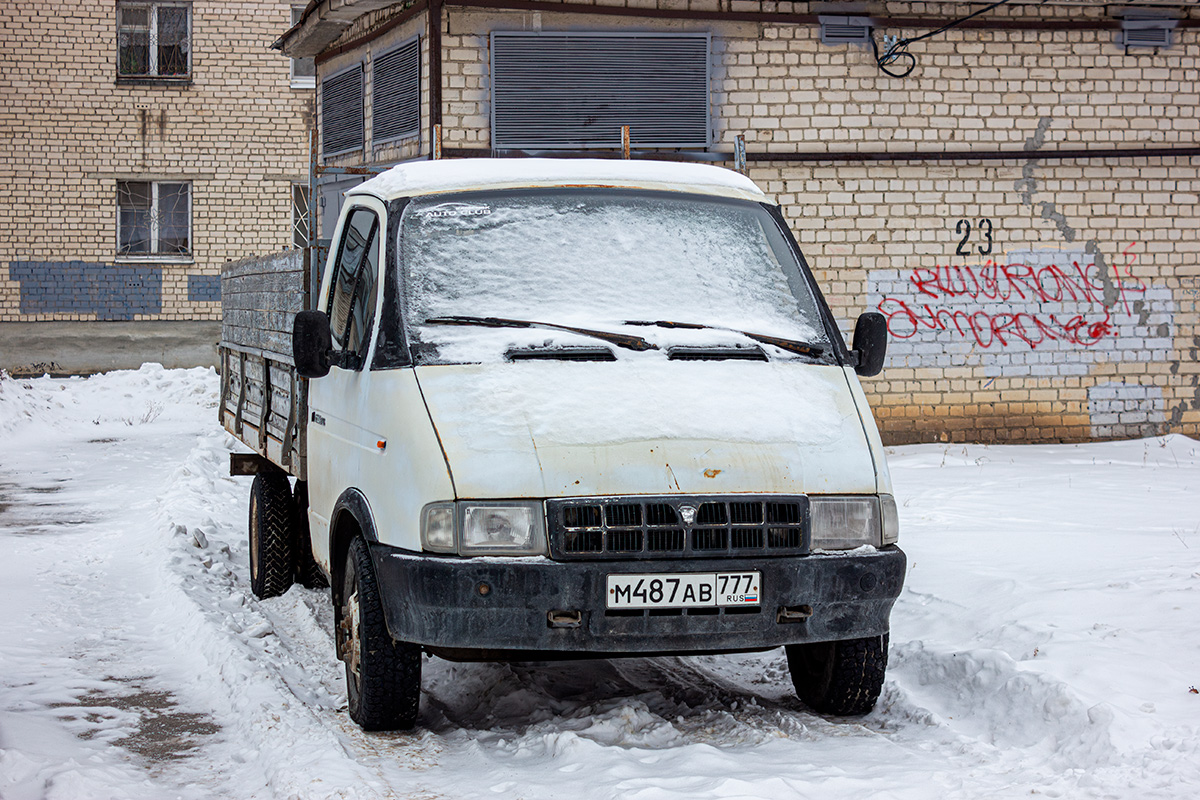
[623,319,824,358]
[424,315,658,352]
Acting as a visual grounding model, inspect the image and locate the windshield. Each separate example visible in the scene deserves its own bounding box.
[398,188,833,364]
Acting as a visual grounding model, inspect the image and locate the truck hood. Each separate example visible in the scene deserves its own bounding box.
[414,362,877,499]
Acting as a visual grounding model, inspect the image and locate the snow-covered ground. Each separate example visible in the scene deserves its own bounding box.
[1,366,1197,799]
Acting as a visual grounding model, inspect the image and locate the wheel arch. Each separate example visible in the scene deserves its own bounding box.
[329,488,378,608]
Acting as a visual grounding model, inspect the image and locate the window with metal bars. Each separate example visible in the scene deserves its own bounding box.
[117,2,190,79]
[322,65,364,157]
[117,181,191,258]
[372,36,420,144]
[490,31,711,150]
[291,184,310,249]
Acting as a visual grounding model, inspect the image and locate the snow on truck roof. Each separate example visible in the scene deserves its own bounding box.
[348,158,769,203]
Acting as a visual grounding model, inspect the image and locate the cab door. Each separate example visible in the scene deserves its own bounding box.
[307,196,387,569]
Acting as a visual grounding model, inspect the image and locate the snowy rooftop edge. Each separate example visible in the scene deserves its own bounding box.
[348,158,769,202]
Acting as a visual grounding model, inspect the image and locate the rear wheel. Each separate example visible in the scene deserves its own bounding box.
[248,472,295,599]
[292,481,328,589]
[337,536,421,730]
[786,633,889,716]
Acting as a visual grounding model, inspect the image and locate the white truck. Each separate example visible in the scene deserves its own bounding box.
[219,158,904,731]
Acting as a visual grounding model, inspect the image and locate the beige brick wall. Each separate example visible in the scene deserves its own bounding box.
[309,0,1200,443]
[0,0,312,322]
[756,157,1199,443]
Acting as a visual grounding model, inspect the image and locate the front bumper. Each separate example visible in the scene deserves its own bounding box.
[371,544,906,657]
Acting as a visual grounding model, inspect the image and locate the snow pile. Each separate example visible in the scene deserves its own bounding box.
[353,157,766,202]
[2,368,1199,799]
[0,369,70,434]
[419,361,854,448]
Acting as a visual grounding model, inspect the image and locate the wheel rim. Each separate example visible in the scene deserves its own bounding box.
[345,590,362,683]
[338,577,363,702]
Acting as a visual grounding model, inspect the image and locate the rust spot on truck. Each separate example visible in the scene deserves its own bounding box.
[704,468,722,479]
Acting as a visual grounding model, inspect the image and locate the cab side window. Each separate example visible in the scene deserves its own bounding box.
[325,207,381,360]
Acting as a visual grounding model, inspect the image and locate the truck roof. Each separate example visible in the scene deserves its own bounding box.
[347,158,769,203]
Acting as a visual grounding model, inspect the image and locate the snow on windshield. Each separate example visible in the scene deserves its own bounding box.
[399,190,829,363]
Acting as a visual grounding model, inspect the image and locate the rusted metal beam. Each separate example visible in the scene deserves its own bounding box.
[316,165,391,174]
[445,0,1197,31]
[230,453,287,477]
[443,144,1200,164]
[743,145,1200,163]
[429,0,444,160]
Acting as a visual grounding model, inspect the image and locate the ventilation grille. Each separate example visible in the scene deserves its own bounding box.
[322,65,364,156]
[373,37,420,144]
[491,32,710,150]
[1117,18,1176,49]
[819,16,873,46]
[548,495,809,560]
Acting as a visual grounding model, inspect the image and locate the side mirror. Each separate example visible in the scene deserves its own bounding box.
[851,312,888,377]
[293,310,333,378]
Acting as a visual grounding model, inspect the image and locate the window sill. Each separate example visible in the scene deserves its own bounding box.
[116,76,193,87]
[114,256,195,265]
[291,78,316,90]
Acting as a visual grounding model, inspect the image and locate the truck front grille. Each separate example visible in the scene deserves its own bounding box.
[547,495,809,560]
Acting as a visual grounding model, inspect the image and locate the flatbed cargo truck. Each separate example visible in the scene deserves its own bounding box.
[219,158,905,730]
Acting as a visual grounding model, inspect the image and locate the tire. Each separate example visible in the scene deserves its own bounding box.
[292,481,328,589]
[786,633,889,716]
[248,472,296,599]
[337,536,421,730]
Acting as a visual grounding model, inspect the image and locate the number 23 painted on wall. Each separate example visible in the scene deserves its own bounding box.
[955,218,994,256]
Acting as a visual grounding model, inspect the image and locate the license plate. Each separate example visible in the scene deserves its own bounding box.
[605,572,761,610]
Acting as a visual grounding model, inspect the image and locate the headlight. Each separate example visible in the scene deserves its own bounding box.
[420,501,547,556]
[810,496,882,550]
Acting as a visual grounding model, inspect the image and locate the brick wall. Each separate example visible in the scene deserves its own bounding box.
[0,0,312,323]
[310,0,1200,442]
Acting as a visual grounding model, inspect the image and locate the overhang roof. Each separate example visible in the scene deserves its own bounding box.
[273,0,402,58]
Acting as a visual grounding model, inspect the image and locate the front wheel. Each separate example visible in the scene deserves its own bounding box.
[337,536,421,730]
[786,633,889,716]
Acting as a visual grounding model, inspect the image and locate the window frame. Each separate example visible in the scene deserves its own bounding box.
[324,204,381,361]
[115,180,193,263]
[116,1,193,82]
[289,5,316,89]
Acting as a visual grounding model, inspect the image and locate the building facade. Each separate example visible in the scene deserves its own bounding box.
[0,0,313,373]
[280,0,1199,445]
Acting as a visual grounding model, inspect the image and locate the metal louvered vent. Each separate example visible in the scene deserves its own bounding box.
[373,37,420,144]
[819,16,873,46]
[491,31,711,150]
[322,65,364,157]
[1116,18,1177,49]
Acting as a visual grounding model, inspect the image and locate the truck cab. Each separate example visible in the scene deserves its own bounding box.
[243,158,903,730]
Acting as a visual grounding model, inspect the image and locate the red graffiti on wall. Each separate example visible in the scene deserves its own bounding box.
[878,244,1146,349]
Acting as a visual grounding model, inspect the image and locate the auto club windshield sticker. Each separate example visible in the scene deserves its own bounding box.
[414,202,492,219]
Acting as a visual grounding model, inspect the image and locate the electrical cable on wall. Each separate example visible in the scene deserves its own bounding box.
[873,0,1035,78]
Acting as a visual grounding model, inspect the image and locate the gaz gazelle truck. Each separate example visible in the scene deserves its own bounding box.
[219,158,905,730]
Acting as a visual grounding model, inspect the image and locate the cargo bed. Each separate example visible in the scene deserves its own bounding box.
[218,250,307,478]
